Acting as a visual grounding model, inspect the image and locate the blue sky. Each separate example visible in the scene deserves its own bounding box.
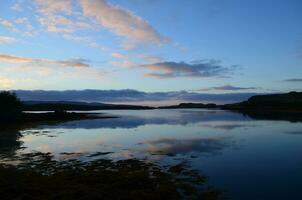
[0,0,301,94]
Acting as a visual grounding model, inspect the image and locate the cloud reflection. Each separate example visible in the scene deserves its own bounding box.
[201,124,257,131]
[136,137,231,156]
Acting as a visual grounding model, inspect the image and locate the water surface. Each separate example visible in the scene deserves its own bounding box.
[1,109,302,200]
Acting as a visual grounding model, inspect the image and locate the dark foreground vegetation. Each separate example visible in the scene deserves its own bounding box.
[0,152,222,200]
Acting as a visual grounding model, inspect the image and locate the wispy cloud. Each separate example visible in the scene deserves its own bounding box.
[110,60,136,68]
[0,18,18,32]
[140,54,163,63]
[142,60,236,79]
[62,34,98,47]
[0,54,90,68]
[0,76,15,88]
[37,14,92,33]
[0,76,36,89]
[35,0,92,33]
[35,0,73,15]
[15,17,33,30]
[198,85,258,91]
[10,2,23,12]
[111,52,126,59]
[0,17,35,36]
[7,0,169,49]
[79,0,169,47]
[0,36,17,44]
[0,54,32,63]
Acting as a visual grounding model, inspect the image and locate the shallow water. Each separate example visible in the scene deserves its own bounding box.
[1,109,302,200]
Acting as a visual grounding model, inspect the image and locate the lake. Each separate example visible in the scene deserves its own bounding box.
[1,109,302,200]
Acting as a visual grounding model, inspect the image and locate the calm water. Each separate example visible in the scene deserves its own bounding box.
[1,109,302,199]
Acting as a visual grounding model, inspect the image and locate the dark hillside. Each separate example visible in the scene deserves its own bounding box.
[223,91,302,110]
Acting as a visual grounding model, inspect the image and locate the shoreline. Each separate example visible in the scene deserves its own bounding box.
[0,111,116,129]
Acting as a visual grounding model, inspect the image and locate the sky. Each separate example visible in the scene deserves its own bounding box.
[0,0,302,104]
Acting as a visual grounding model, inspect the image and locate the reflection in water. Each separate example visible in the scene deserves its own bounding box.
[285,131,302,135]
[201,123,258,131]
[1,109,302,200]
[0,127,23,160]
[231,109,302,122]
[40,109,251,129]
[136,137,231,156]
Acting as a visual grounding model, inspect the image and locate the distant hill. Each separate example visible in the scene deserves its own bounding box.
[21,92,302,111]
[158,92,302,111]
[158,103,217,109]
[223,91,302,110]
[22,101,153,111]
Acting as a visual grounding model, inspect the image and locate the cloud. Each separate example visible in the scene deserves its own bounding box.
[198,85,258,91]
[0,54,90,68]
[31,0,168,48]
[0,54,32,63]
[10,2,23,12]
[140,54,163,63]
[79,0,169,46]
[38,14,91,33]
[0,36,17,44]
[111,52,126,59]
[54,58,90,68]
[0,76,37,89]
[0,17,34,36]
[0,18,18,32]
[142,60,236,79]
[14,89,259,105]
[283,78,302,82]
[62,34,98,47]
[35,67,55,76]
[35,0,73,15]
[35,0,92,33]
[110,60,136,68]
[13,17,35,36]
[0,76,15,88]
[15,17,33,30]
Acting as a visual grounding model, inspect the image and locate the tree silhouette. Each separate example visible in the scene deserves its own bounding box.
[0,91,22,122]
